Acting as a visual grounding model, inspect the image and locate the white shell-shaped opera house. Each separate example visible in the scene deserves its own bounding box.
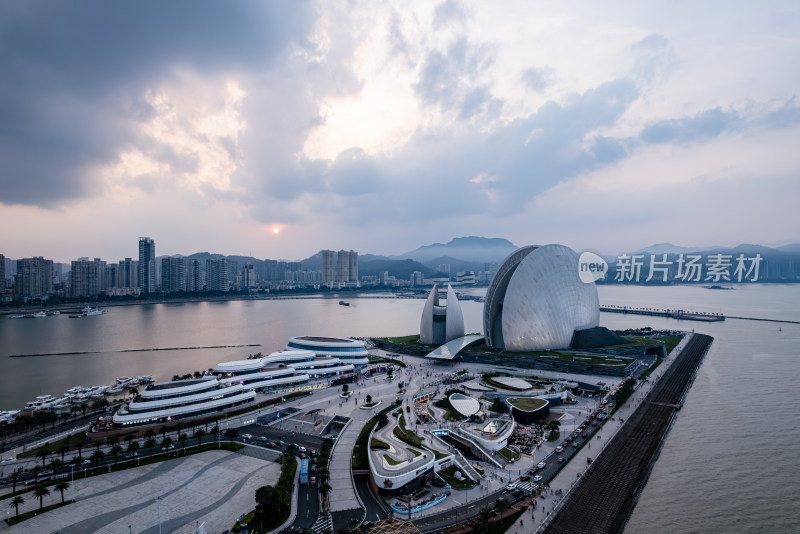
[484,244,599,351]
[419,283,465,344]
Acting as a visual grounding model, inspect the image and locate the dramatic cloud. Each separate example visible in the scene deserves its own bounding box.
[0,0,798,261]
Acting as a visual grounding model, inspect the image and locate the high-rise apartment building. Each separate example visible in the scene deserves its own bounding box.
[186,259,201,292]
[206,258,229,291]
[70,258,105,298]
[242,262,256,288]
[0,253,5,290]
[336,250,350,283]
[161,257,186,293]
[119,258,138,288]
[138,237,156,293]
[322,250,335,284]
[16,256,53,299]
[348,250,358,282]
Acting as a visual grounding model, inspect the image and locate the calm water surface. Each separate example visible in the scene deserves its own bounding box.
[1,285,798,533]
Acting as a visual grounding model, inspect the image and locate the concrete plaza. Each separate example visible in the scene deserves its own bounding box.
[2,450,279,534]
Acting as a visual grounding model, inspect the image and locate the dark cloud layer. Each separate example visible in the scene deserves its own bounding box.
[0,0,315,207]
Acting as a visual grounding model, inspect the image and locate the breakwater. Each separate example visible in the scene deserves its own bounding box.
[541,333,714,534]
[8,344,261,358]
[601,305,724,322]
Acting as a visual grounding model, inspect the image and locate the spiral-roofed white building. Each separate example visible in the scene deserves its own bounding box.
[419,284,465,344]
[484,244,600,351]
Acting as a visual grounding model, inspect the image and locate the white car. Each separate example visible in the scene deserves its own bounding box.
[242,433,253,439]
[298,446,307,453]
[555,446,564,453]
[533,475,543,482]
[506,482,517,491]
[537,461,546,469]
[1,457,15,463]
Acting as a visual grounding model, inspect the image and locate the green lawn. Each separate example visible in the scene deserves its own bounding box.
[392,415,423,447]
[370,437,390,450]
[486,508,526,534]
[18,432,88,458]
[384,454,402,466]
[438,465,476,489]
[497,447,518,462]
[506,397,547,411]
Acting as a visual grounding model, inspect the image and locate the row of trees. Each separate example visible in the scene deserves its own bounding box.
[7,480,71,520]
[0,397,113,440]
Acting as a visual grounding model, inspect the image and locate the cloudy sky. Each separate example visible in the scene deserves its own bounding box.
[1,1,799,262]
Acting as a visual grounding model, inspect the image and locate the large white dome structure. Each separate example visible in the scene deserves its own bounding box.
[483,244,599,351]
[420,283,465,344]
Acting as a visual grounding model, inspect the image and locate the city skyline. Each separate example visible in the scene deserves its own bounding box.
[1,1,799,261]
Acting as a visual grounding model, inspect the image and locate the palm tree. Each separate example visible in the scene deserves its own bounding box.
[91,448,104,469]
[144,428,157,441]
[159,426,169,442]
[33,486,50,510]
[54,481,70,503]
[111,444,123,465]
[70,405,81,421]
[127,441,140,458]
[224,428,238,444]
[49,458,64,475]
[178,433,188,451]
[78,402,88,417]
[194,428,206,447]
[9,495,25,518]
[209,425,219,444]
[494,497,511,516]
[36,448,51,468]
[144,437,157,458]
[57,444,70,462]
[471,505,496,534]
[8,470,21,494]
[318,481,332,497]
[161,436,174,453]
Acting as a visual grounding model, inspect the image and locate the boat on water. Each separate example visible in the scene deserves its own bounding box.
[69,306,108,318]
[9,311,47,319]
[339,300,350,306]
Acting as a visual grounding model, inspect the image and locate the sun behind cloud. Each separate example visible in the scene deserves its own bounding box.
[272,226,281,234]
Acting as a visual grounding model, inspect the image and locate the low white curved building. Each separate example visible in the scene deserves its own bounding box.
[419,284,465,345]
[286,336,369,365]
[112,377,256,427]
[484,244,599,351]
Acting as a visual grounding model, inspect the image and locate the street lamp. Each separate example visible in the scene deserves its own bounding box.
[156,496,162,534]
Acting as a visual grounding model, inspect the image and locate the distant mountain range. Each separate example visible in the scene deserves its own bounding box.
[7,237,798,284]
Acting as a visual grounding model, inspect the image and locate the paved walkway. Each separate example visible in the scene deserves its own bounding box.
[2,450,279,534]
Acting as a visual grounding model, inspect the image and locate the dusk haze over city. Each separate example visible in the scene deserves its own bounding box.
[0,2,798,534]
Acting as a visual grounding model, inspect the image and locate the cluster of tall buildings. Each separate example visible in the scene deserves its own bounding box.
[321,249,359,288]
[1,239,362,302]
